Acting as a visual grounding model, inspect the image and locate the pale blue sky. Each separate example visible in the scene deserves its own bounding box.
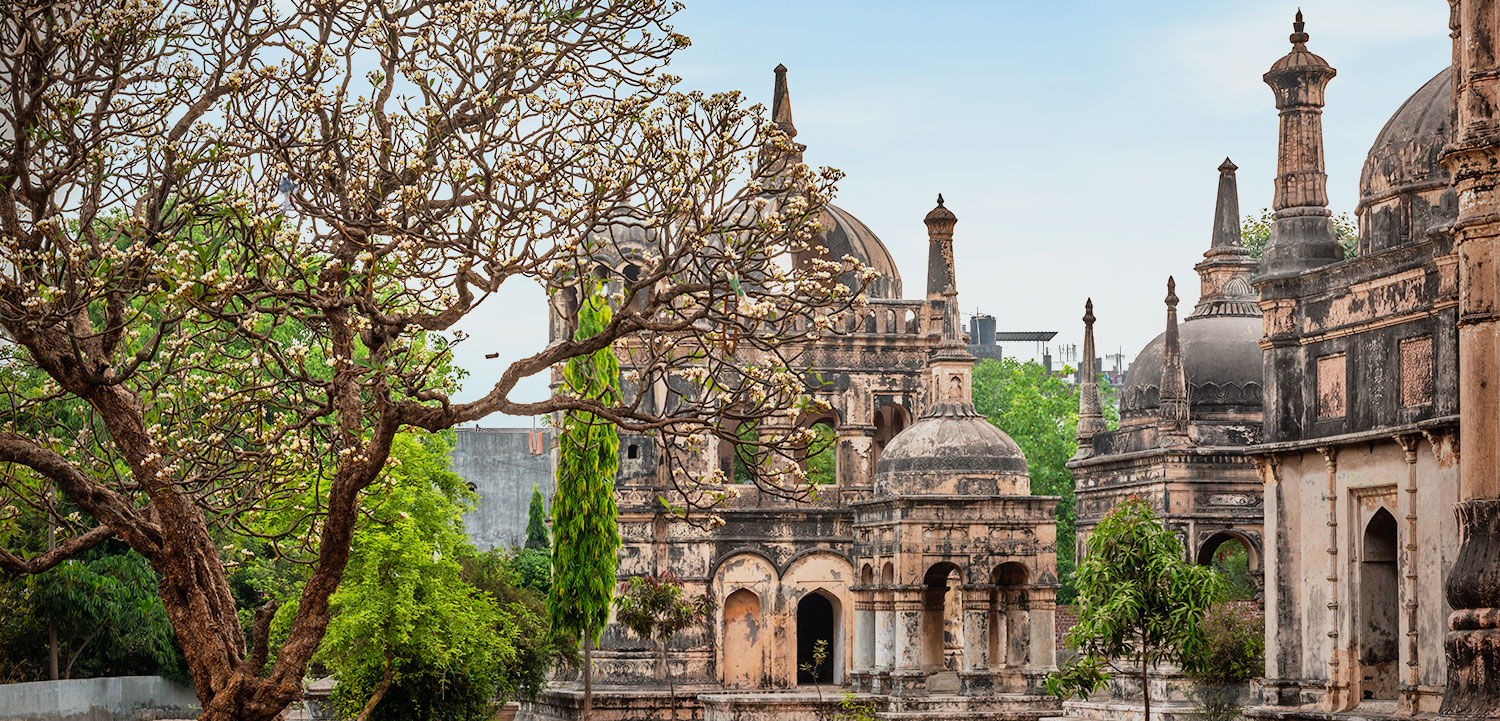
[452,0,1453,420]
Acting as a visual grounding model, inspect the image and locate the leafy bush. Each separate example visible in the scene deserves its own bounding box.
[1183,604,1265,721]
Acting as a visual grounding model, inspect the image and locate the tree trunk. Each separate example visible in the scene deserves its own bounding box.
[584,634,594,721]
[665,644,675,721]
[1140,643,1150,721]
[355,651,395,721]
[48,622,58,681]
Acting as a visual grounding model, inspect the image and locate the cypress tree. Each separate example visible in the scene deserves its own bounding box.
[525,484,550,551]
[548,281,622,720]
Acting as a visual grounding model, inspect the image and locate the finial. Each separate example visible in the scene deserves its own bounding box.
[1166,276,1178,307]
[1291,9,1309,45]
[1083,298,1095,325]
[774,63,787,74]
[1219,157,1237,173]
[937,193,945,207]
[1210,157,1244,249]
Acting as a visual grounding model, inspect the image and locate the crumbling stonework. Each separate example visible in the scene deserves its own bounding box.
[519,68,1060,721]
[1247,13,1462,721]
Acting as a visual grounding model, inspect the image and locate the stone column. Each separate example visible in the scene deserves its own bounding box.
[852,588,875,692]
[891,587,927,696]
[1005,589,1029,668]
[959,585,996,695]
[991,590,1008,668]
[839,425,876,488]
[875,589,895,670]
[1028,585,1058,671]
[1440,3,1500,717]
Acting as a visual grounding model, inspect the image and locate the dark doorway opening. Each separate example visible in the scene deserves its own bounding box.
[1360,508,1399,700]
[797,593,835,684]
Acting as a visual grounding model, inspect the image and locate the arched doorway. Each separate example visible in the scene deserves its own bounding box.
[1360,508,1399,701]
[797,592,837,685]
[921,563,961,671]
[1198,531,1259,601]
[723,589,763,689]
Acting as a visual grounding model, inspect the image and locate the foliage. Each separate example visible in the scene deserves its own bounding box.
[799,638,830,704]
[972,359,1118,602]
[614,572,716,719]
[1242,208,1358,260]
[525,485,551,552]
[1209,541,1256,602]
[804,422,837,485]
[298,434,520,721]
[0,2,868,718]
[832,691,879,721]
[1045,499,1226,720]
[549,281,624,719]
[0,543,184,682]
[1183,605,1265,721]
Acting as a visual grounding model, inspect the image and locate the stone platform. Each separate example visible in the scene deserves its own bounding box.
[518,685,1061,721]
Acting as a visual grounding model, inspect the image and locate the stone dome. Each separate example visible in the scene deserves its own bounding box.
[873,405,1030,498]
[1120,315,1263,417]
[818,203,902,299]
[1356,68,1457,254]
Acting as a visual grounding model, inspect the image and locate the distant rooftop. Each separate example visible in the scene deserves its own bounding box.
[992,331,1058,342]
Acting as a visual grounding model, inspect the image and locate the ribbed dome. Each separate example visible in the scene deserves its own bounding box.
[1120,316,1263,416]
[873,409,1029,498]
[819,204,902,299]
[1356,68,1456,254]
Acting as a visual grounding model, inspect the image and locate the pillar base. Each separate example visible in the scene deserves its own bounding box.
[850,671,878,695]
[889,670,928,697]
[1439,499,1500,720]
[959,669,997,696]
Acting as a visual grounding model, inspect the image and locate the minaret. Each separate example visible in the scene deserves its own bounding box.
[922,197,978,417]
[925,194,957,302]
[1074,298,1106,459]
[1158,277,1189,443]
[1261,10,1343,277]
[1191,159,1261,319]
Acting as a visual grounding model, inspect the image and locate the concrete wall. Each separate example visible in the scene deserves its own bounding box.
[0,676,200,721]
[450,427,555,550]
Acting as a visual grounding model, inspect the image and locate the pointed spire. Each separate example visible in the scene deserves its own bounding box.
[772,63,796,139]
[1077,298,1106,447]
[1211,158,1243,250]
[1159,277,1189,433]
[1192,158,1259,319]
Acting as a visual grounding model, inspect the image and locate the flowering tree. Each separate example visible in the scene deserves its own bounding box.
[0,2,867,720]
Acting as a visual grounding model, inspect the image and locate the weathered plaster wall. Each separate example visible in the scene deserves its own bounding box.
[451,428,555,550]
[1262,435,1457,713]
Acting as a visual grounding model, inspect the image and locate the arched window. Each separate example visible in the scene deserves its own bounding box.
[1198,532,1258,601]
[799,415,838,485]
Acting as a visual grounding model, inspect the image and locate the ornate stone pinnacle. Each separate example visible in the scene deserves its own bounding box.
[1219,157,1237,173]
[937,193,945,207]
[1291,9,1309,46]
[1166,276,1178,307]
[1083,298,1095,326]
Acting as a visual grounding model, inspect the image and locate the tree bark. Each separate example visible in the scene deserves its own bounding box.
[355,651,395,721]
[1140,636,1151,721]
[583,634,594,721]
